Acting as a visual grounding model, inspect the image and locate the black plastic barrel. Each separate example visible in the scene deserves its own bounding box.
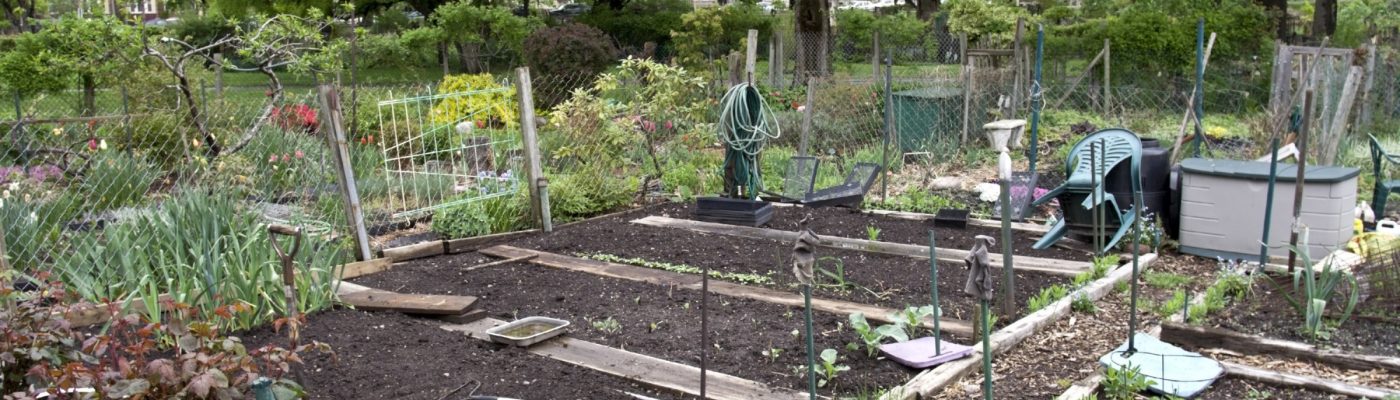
[1069,137,1174,242]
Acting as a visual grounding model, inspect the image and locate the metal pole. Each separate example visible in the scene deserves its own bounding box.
[1103,38,1111,115]
[1191,18,1205,158]
[701,258,710,398]
[1288,91,1312,273]
[1098,139,1107,254]
[882,53,893,202]
[1259,137,1280,265]
[1028,26,1044,175]
[1128,169,1143,352]
[804,284,817,400]
[121,86,133,155]
[929,230,941,355]
[800,77,814,157]
[1091,143,1101,254]
[980,299,992,400]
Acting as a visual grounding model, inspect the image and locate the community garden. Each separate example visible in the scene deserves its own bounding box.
[2,0,1400,398]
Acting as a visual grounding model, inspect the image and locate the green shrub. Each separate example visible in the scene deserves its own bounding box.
[1028,284,1070,312]
[671,3,774,67]
[834,10,929,62]
[82,152,157,212]
[577,0,690,51]
[523,23,618,106]
[430,73,517,128]
[433,200,492,239]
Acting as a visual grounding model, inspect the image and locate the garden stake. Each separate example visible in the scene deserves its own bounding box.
[998,144,1015,319]
[981,299,992,400]
[792,218,820,400]
[881,53,893,202]
[1259,137,1280,265]
[1191,18,1205,158]
[1091,143,1101,254]
[1098,139,1108,255]
[701,250,709,399]
[964,236,996,400]
[1028,25,1045,175]
[1127,188,1143,353]
[929,230,940,355]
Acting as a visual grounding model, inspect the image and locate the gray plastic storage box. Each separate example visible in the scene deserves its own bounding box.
[1177,158,1359,261]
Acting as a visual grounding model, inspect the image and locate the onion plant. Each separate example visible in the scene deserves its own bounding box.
[53,190,345,330]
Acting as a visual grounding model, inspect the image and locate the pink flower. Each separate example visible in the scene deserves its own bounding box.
[294,150,305,159]
[87,138,98,151]
[664,121,673,130]
[269,155,278,163]
[282,154,291,162]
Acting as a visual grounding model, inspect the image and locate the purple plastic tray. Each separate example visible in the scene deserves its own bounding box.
[879,337,974,368]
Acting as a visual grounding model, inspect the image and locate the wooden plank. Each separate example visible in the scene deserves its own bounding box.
[444,318,808,400]
[1222,361,1400,399]
[339,258,394,280]
[382,240,444,262]
[631,216,1089,276]
[339,290,476,315]
[462,254,537,272]
[444,229,538,253]
[1160,322,1400,374]
[884,254,1156,400]
[768,203,1052,234]
[1279,44,1356,57]
[1049,47,1105,110]
[438,309,488,324]
[479,246,973,336]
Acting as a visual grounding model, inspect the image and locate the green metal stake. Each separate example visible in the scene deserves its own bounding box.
[1259,137,1280,265]
[804,284,817,400]
[929,230,940,355]
[1191,18,1205,158]
[1091,143,1101,255]
[1028,25,1045,176]
[1128,185,1144,352]
[981,299,992,400]
[881,53,893,202]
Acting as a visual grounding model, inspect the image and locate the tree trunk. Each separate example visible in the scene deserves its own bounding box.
[916,0,939,21]
[460,42,484,74]
[794,0,829,80]
[439,42,450,76]
[80,75,97,117]
[1312,0,1336,39]
[1261,0,1288,40]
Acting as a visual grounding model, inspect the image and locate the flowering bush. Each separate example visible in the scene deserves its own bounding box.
[270,103,320,133]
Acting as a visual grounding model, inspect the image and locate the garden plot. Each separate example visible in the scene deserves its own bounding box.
[498,204,1078,322]
[236,308,694,400]
[1207,280,1398,358]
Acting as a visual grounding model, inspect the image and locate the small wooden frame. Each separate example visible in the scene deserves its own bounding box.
[444,229,539,254]
[631,216,1089,276]
[444,318,808,400]
[339,258,394,280]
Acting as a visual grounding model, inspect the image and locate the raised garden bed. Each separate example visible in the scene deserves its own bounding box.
[1209,279,1399,358]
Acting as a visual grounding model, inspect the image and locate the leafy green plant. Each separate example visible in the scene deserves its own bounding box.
[1073,255,1116,287]
[1275,240,1359,341]
[1144,272,1192,289]
[51,190,344,330]
[849,313,907,357]
[761,347,783,363]
[815,348,849,388]
[1156,290,1188,319]
[889,305,938,339]
[430,73,518,128]
[1102,364,1154,400]
[817,256,858,291]
[865,225,882,241]
[1071,293,1097,314]
[591,316,622,334]
[1028,284,1070,312]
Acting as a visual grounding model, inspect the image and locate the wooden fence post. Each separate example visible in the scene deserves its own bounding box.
[960,33,971,144]
[872,31,881,83]
[1359,38,1378,128]
[746,29,758,84]
[1103,39,1111,115]
[769,30,780,87]
[1011,18,1024,118]
[515,67,551,232]
[800,77,815,157]
[214,52,224,98]
[316,85,373,261]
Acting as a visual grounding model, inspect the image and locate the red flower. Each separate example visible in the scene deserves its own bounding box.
[87,138,98,151]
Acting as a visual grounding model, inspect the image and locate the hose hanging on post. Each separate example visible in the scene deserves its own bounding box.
[718,83,781,199]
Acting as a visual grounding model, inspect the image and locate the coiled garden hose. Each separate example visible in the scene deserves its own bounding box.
[717,83,781,199]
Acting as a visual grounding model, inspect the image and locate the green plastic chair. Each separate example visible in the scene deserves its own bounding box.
[1368,134,1400,219]
[1031,128,1144,253]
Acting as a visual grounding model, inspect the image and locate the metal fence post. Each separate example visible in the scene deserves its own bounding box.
[882,52,893,202]
[1028,25,1044,176]
[872,31,881,83]
[515,67,551,232]
[799,77,814,157]
[214,52,224,98]
[960,33,971,144]
[121,86,133,156]
[1103,38,1111,115]
[1191,18,1205,158]
[316,85,373,261]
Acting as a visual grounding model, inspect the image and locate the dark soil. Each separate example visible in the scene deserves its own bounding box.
[499,203,1074,321]
[356,257,955,397]
[1209,279,1400,357]
[236,308,694,400]
[1197,378,1356,399]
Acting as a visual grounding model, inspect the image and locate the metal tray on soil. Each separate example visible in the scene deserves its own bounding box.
[485,316,570,347]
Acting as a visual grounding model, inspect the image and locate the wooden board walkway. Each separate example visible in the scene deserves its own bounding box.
[443,318,808,400]
[631,216,1090,276]
[338,290,477,315]
[479,245,973,336]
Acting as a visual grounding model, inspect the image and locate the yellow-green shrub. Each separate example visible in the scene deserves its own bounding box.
[429,73,518,128]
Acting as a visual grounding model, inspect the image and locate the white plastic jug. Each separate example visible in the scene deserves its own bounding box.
[1378,219,1400,235]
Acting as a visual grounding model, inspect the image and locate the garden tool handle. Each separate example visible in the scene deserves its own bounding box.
[268,224,303,285]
